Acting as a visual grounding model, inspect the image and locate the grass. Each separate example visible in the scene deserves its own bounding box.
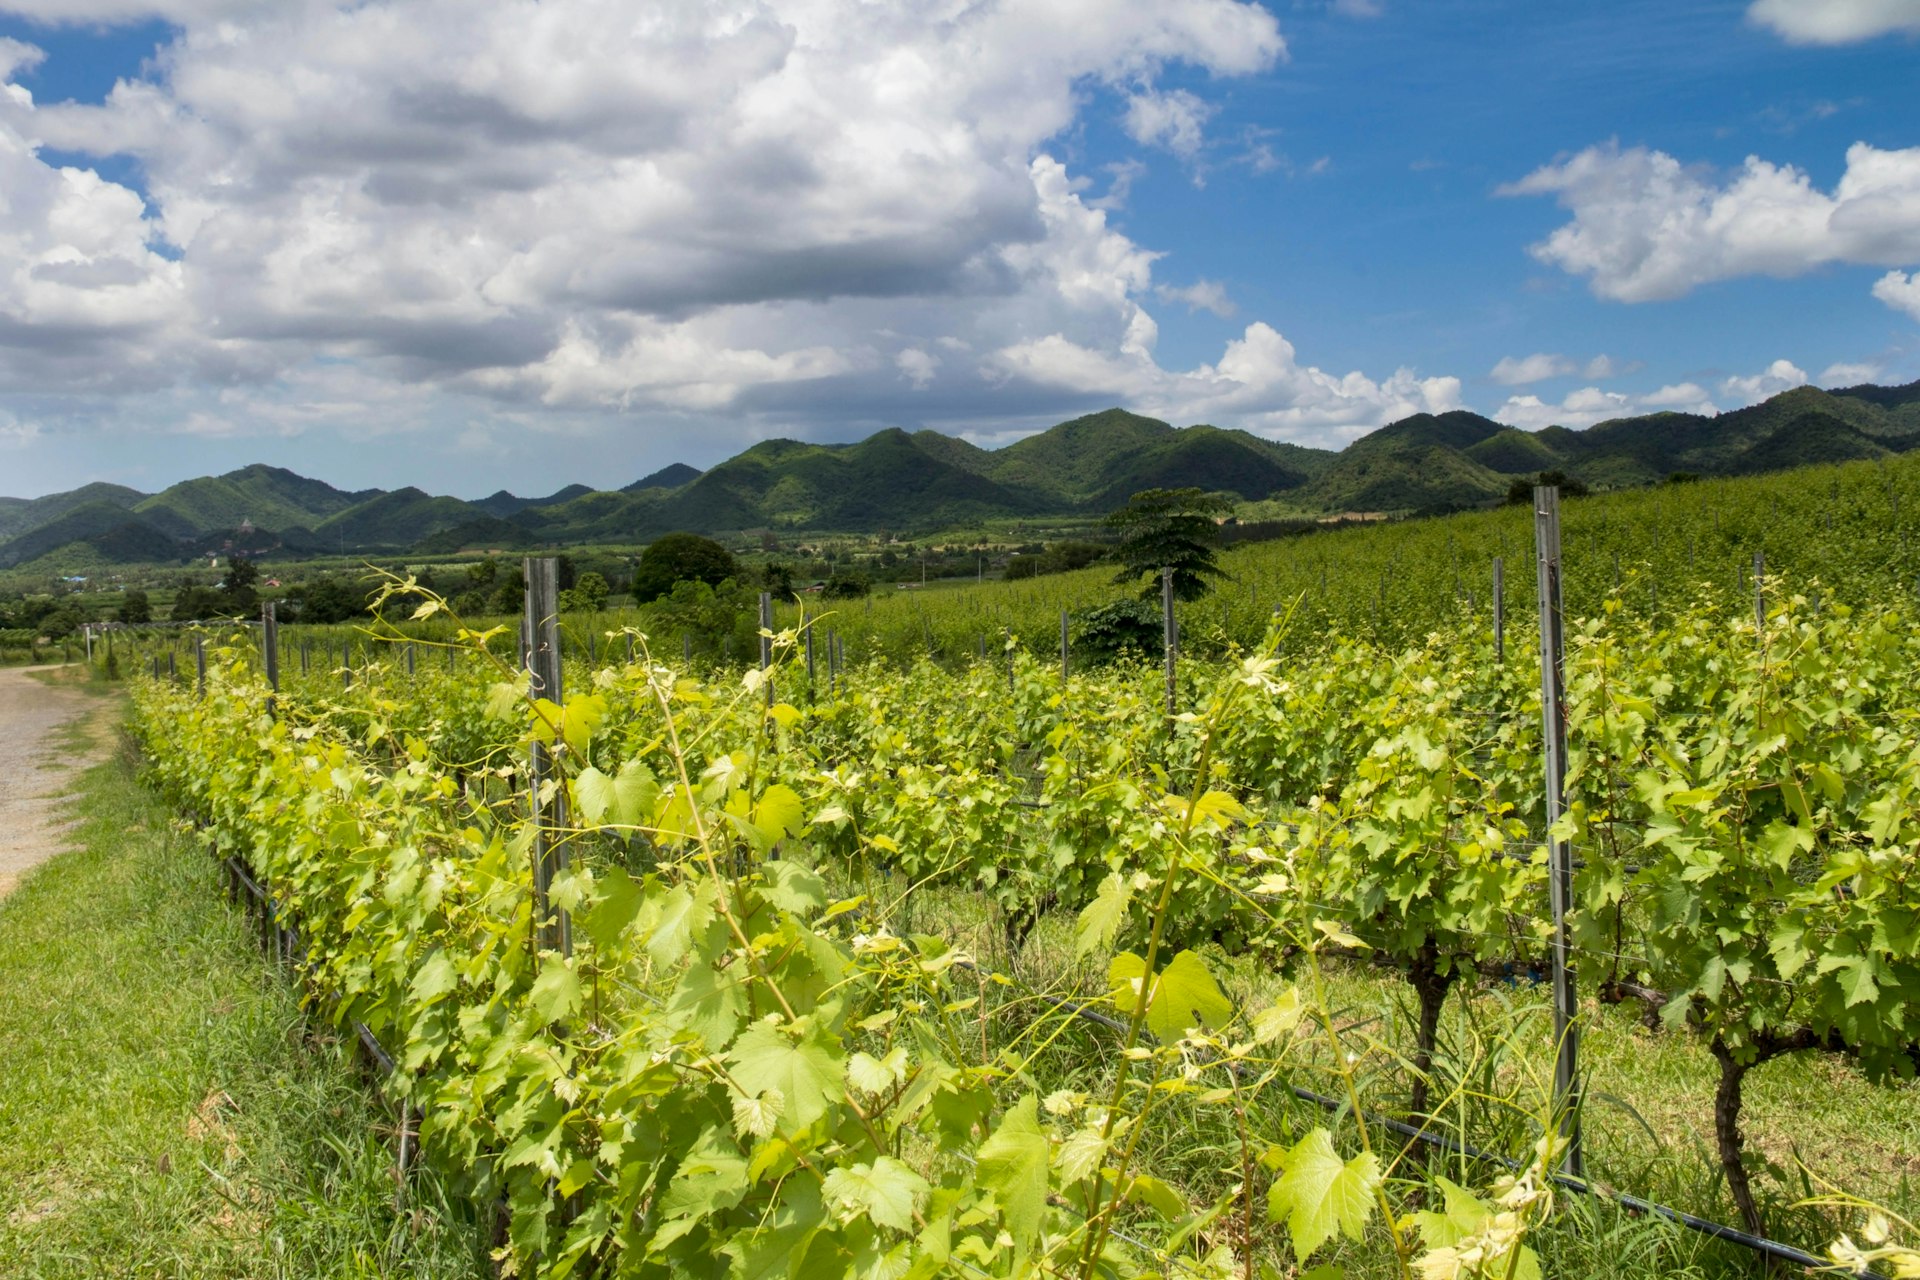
[0,704,488,1278]
[846,866,1908,1279]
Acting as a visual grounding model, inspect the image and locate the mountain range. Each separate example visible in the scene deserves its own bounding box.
[4,379,1919,572]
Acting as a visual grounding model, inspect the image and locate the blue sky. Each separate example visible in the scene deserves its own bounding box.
[0,0,1916,499]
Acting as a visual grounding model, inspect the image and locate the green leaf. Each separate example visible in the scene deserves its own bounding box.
[1109,949,1234,1043]
[753,784,807,850]
[1266,1129,1380,1261]
[728,1019,844,1131]
[975,1094,1050,1254]
[528,954,581,1024]
[763,860,829,916]
[1076,872,1132,958]
[573,766,616,825]
[848,1047,908,1095]
[822,1157,929,1232]
[409,949,458,1007]
[581,866,643,953]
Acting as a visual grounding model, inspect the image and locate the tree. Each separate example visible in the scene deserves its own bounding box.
[559,571,610,613]
[1071,599,1161,664]
[117,589,151,625]
[822,573,870,600]
[221,554,260,611]
[296,575,364,624]
[632,533,738,603]
[1504,470,1590,504]
[170,584,226,621]
[1105,487,1233,601]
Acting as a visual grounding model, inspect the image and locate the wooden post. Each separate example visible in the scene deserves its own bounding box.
[1752,550,1766,633]
[1532,485,1582,1178]
[195,635,206,699]
[1493,556,1505,664]
[1162,567,1176,718]
[261,602,280,712]
[1060,609,1070,681]
[524,557,571,958]
[804,612,816,692]
[301,638,310,674]
[406,642,416,678]
[758,591,774,707]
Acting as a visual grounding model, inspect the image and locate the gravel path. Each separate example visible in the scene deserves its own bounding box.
[0,667,113,901]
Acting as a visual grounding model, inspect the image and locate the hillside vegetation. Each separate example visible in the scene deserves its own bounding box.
[4,380,1917,569]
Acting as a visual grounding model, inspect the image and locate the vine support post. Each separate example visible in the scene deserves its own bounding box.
[84,624,93,666]
[300,638,310,674]
[261,601,279,714]
[524,556,571,959]
[166,650,177,682]
[804,610,816,694]
[406,642,415,678]
[1752,550,1766,633]
[758,591,774,708]
[1060,608,1070,681]
[1532,484,1584,1178]
[1492,556,1505,663]
[194,634,206,700]
[1161,567,1177,718]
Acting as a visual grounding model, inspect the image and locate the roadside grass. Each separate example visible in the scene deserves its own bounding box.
[0,715,488,1279]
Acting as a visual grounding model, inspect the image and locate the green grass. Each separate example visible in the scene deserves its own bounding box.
[0,712,488,1278]
[859,873,1907,1278]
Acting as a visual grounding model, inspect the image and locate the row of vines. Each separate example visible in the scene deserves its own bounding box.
[127,577,1920,1278]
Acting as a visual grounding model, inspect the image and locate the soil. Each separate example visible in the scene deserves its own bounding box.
[0,666,117,901]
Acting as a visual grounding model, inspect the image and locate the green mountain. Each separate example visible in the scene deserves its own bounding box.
[0,481,146,541]
[0,502,182,570]
[5,378,1920,567]
[310,488,482,549]
[132,464,372,540]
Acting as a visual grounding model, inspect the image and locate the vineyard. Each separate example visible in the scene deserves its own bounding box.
[119,478,1920,1279]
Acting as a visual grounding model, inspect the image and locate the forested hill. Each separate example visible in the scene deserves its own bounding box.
[4,379,1919,569]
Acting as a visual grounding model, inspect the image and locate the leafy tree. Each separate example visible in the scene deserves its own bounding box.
[117,589,152,625]
[221,554,260,611]
[759,562,794,597]
[37,605,83,638]
[1071,599,1162,664]
[296,575,365,624]
[170,585,226,622]
[633,533,738,603]
[1106,487,1233,601]
[491,562,528,614]
[822,573,870,600]
[1504,470,1590,504]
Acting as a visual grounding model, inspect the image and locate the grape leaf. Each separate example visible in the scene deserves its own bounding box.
[1266,1129,1380,1261]
[975,1094,1049,1254]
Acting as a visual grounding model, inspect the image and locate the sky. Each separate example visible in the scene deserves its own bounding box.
[0,0,1917,500]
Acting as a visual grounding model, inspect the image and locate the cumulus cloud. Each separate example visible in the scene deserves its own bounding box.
[1155,279,1236,317]
[1123,87,1215,160]
[1501,141,1920,308]
[1494,381,1719,431]
[1747,0,1920,44]
[1720,358,1808,403]
[1875,269,1920,320]
[1821,360,1883,384]
[0,0,1378,483]
[895,347,940,390]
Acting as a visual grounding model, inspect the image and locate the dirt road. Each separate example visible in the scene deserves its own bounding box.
[0,666,115,901]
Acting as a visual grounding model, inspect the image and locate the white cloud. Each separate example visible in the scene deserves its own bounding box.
[1875,269,1920,320]
[1821,360,1883,383]
[1501,140,1920,305]
[1494,380,1718,430]
[1155,278,1236,317]
[990,319,1462,443]
[1747,0,1920,44]
[1720,358,1808,403]
[895,346,939,389]
[0,0,1310,480]
[1123,87,1215,160]
[1489,353,1576,385]
[1488,352,1624,385]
